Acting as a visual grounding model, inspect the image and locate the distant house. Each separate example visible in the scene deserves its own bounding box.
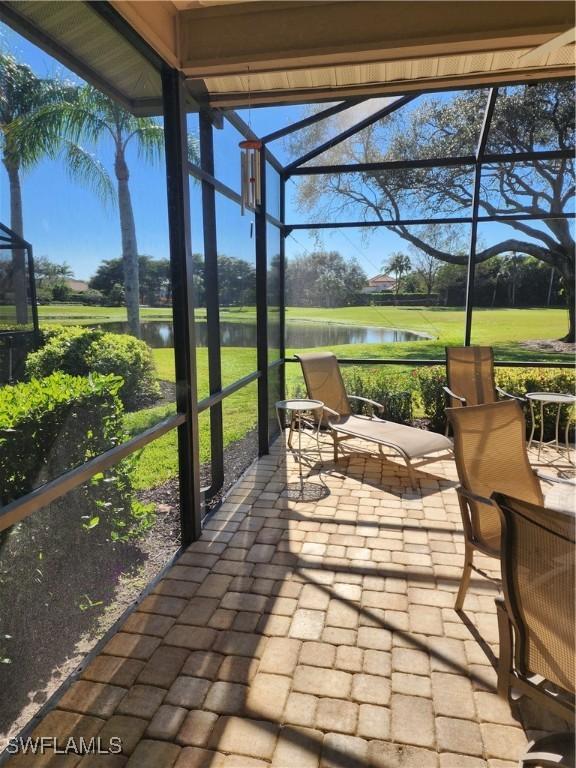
[65,279,90,293]
[362,273,397,294]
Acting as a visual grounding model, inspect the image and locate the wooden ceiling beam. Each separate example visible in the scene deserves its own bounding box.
[177,1,575,77]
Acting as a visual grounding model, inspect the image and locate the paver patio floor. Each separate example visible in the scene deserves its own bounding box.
[6,432,572,767]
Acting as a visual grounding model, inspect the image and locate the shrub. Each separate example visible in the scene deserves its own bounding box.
[0,371,153,539]
[0,371,123,504]
[414,366,447,431]
[26,326,160,410]
[81,289,104,306]
[85,334,161,410]
[289,365,415,424]
[341,366,415,424]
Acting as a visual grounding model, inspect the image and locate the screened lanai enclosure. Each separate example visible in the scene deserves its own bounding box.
[0,0,574,763]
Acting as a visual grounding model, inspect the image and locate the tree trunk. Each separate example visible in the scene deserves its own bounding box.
[4,157,28,325]
[491,275,498,307]
[115,148,140,338]
[560,277,575,343]
[546,268,555,306]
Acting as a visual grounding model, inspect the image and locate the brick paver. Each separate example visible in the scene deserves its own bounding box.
[7,434,560,767]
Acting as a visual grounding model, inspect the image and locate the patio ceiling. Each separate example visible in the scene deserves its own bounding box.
[110,0,576,107]
[1,1,573,113]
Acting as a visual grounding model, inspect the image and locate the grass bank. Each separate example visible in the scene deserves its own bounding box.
[47,302,569,491]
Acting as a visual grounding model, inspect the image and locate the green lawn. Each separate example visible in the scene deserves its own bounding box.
[285,306,571,363]
[40,303,571,491]
[37,304,251,325]
[127,349,260,490]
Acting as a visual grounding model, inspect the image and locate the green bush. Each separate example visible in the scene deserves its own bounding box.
[341,367,415,424]
[413,366,447,431]
[26,326,161,410]
[0,371,123,503]
[290,366,415,424]
[413,365,576,437]
[0,371,153,539]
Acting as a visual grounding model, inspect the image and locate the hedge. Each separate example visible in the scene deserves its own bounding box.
[291,366,416,424]
[25,325,161,410]
[0,371,153,540]
[415,365,576,436]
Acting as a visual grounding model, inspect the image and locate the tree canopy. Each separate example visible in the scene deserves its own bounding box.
[290,82,575,339]
[286,251,367,307]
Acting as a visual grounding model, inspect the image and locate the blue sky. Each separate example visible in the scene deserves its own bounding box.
[0,21,432,281]
[0,22,566,283]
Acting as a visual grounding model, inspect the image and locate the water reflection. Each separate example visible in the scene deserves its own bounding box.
[99,320,429,349]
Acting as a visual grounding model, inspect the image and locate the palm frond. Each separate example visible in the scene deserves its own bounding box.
[9,95,113,169]
[61,141,115,207]
[187,133,200,165]
[129,118,164,163]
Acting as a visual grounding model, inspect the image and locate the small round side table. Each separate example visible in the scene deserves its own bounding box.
[275,399,324,487]
[526,391,576,463]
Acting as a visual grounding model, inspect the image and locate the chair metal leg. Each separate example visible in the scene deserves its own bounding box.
[455,543,474,610]
[520,733,575,768]
[333,434,339,463]
[287,413,295,449]
[405,459,417,489]
[495,598,513,700]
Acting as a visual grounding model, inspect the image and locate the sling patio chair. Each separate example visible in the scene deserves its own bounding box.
[444,346,522,434]
[493,492,575,768]
[295,351,453,488]
[447,399,575,610]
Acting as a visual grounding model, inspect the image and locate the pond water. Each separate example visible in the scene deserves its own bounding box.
[99,320,429,348]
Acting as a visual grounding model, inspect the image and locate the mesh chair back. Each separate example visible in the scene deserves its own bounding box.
[296,352,351,421]
[446,346,497,407]
[447,400,543,552]
[495,493,575,694]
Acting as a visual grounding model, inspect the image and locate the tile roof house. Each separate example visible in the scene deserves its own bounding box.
[362,273,397,293]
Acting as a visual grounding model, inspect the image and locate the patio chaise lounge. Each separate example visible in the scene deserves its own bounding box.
[296,352,453,487]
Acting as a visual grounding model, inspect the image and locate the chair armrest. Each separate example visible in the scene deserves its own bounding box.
[322,405,341,422]
[536,470,576,487]
[457,485,498,508]
[442,386,467,405]
[496,386,525,403]
[348,395,384,417]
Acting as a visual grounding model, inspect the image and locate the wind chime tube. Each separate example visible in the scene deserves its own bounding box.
[239,139,263,215]
[240,151,247,214]
[255,148,261,206]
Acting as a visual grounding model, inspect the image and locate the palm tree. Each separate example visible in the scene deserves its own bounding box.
[19,85,165,337]
[0,52,70,324]
[384,252,411,296]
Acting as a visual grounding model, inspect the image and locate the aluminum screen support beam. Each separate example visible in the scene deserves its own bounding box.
[199,111,225,497]
[260,97,369,144]
[285,94,419,172]
[256,146,269,457]
[162,67,203,544]
[464,87,498,346]
[279,174,286,402]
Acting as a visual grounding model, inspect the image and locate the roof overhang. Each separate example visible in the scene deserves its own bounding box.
[0,0,165,116]
[112,0,576,108]
[0,1,574,114]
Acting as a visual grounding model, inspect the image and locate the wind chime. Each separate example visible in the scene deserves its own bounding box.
[239,138,262,214]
